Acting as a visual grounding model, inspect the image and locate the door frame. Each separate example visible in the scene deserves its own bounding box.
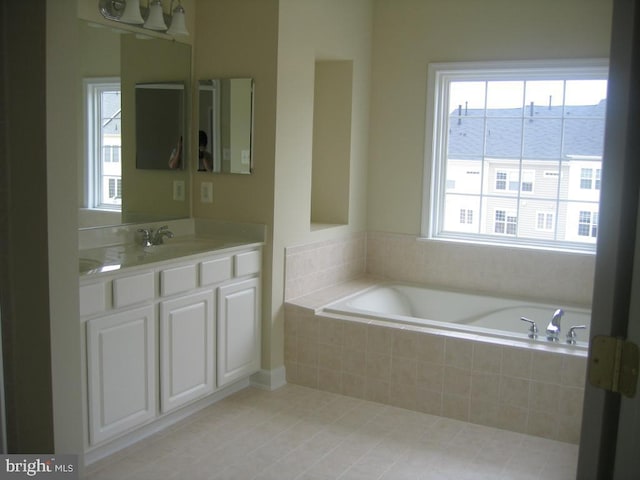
[577,0,640,477]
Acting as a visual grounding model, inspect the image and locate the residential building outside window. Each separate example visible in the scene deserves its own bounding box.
[425,60,607,251]
[85,79,122,210]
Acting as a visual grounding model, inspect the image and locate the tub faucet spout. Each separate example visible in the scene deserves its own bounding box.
[546,308,564,342]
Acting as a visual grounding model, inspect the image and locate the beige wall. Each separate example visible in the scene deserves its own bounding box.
[273,0,372,369]
[193,0,372,371]
[193,0,279,369]
[369,0,612,234]
[120,35,191,222]
[367,0,613,301]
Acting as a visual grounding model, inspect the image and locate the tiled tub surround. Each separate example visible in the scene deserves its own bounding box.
[283,232,591,443]
[284,233,366,301]
[366,231,595,307]
[284,285,586,444]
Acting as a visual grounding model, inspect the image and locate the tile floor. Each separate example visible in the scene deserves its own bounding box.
[84,385,578,480]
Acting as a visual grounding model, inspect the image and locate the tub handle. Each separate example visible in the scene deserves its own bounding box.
[566,325,587,345]
[520,317,538,339]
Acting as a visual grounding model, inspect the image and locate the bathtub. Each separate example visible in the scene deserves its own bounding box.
[323,283,591,349]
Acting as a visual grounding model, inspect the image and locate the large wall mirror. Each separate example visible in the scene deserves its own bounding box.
[78,20,191,229]
[198,78,254,174]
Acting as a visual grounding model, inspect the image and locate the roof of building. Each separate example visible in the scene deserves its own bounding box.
[447,100,606,160]
[101,92,121,137]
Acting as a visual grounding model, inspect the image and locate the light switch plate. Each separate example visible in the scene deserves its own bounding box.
[201,182,213,203]
[173,180,185,201]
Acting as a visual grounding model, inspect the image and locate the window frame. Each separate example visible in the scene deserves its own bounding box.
[83,77,122,211]
[423,59,608,253]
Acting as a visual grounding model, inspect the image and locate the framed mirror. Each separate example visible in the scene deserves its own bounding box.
[198,78,254,174]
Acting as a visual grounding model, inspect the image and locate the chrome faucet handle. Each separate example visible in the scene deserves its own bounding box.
[137,228,154,247]
[566,325,586,345]
[520,317,538,339]
[151,225,174,245]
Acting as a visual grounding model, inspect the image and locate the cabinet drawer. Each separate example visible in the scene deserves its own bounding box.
[80,282,108,317]
[200,256,232,286]
[161,264,197,297]
[113,272,155,308]
[234,250,261,277]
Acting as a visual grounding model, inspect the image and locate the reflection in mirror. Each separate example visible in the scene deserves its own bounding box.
[198,78,254,174]
[135,83,185,170]
[77,20,191,229]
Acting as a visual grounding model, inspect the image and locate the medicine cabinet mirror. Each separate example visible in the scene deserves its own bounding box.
[198,78,254,174]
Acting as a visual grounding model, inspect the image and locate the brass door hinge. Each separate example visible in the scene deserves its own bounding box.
[588,335,639,398]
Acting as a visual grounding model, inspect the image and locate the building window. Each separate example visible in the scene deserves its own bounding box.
[103,145,121,163]
[536,212,554,231]
[580,167,602,191]
[85,78,122,210]
[578,211,598,238]
[459,209,473,224]
[580,168,593,189]
[107,177,122,200]
[495,210,517,235]
[425,60,607,252]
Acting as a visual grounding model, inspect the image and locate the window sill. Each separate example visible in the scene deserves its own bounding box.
[418,234,596,256]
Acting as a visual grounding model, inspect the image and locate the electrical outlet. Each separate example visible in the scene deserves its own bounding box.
[173,180,185,201]
[201,182,213,203]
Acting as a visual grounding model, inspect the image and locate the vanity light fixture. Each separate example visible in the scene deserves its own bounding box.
[143,0,167,31]
[166,1,189,36]
[98,0,189,36]
[99,0,144,24]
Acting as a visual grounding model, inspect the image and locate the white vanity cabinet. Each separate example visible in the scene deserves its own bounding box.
[159,290,215,413]
[86,305,157,445]
[217,277,261,387]
[81,245,262,449]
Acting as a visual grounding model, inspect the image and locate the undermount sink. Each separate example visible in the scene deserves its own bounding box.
[79,258,104,274]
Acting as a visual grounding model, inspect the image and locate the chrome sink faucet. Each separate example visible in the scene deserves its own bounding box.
[545,308,564,342]
[138,225,174,246]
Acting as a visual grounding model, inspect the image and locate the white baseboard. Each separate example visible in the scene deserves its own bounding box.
[250,367,287,391]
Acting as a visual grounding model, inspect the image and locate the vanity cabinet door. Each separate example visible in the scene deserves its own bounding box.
[217,278,261,387]
[160,290,215,413]
[86,305,157,445]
